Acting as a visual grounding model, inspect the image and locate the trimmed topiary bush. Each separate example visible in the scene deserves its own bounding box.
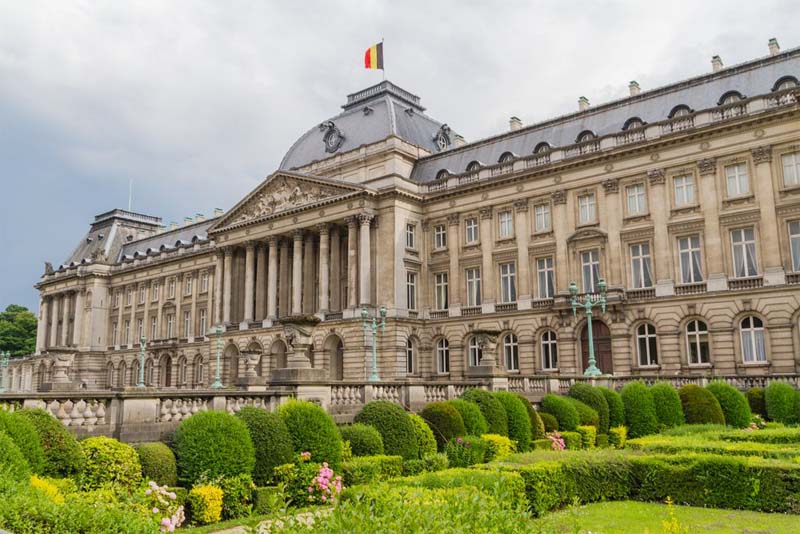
[620,381,659,438]
[765,382,797,424]
[340,423,384,457]
[235,407,294,486]
[0,431,30,482]
[354,401,418,460]
[598,386,625,428]
[419,401,467,450]
[79,436,142,492]
[447,399,489,437]
[408,413,437,459]
[561,431,583,450]
[444,435,488,467]
[136,442,177,486]
[539,411,559,432]
[187,484,223,525]
[576,425,597,449]
[515,394,545,439]
[565,397,600,429]
[15,408,84,477]
[0,409,45,475]
[706,381,752,428]
[679,384,725,425]
[279,399,343,468]
[608,426,627,449]
[481,433,516,461]
[569,383,610,434]
[460,388,508,436]
[746,387,767,418]
[540,394,579,431]
[649,382,684,429]
[493,392,532,452]
[174,411,256,486]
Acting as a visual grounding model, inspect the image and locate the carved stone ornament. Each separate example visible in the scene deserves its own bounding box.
[697,157,717,175]
[647,168,666,185]
[551,189,567,205]
[601,178,619,194]
[514,199,529,212]
[320,121,345,153]
[90,248,109,264]
[751,145,773,164]
[44,262,54,275]
[235,176,343,223]
[283,322,314,351]
[433,124,452,152]
[479,207,493,220]
[447,212,460,226]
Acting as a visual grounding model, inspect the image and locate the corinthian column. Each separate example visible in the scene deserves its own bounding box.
[318,224,330,312]
[223,248,233,324]
[347,217,358,308]
[72,290,84,347]
[330,227,341,311]
[303,233,315,313]
[292,230,303,315]
[255,243,267,320]
[479,208,495,307]
[358,213,373,306]
[243,242,256,323]
[267,237,279,320]
[49,295,59,347]
[36,296,48,353]
[514,200,531,304]
[214,252,224,325]
[60,292,71,346]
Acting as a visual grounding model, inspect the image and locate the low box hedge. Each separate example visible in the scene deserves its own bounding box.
[576,426,597,449]
[626,435,800,460]
[560,431,582,450]
[718,426,800,444]
[340,454,403,485]
[596,434,609,448]
[608,426,627,449]
[533,438,552,450]
[253,486,282,514]
[397,467,527,511]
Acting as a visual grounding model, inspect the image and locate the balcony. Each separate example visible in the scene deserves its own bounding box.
[495,302,518,313]
[462,306,481,317]
[675,282,707,295]
[787,272,800,285]
[626,288,656,301]
[728,276,764,291]
[532,298,554,309]
[430,310,449,319]
[615,129,645,146]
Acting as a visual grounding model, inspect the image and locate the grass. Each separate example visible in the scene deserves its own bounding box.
[535,501,799,533]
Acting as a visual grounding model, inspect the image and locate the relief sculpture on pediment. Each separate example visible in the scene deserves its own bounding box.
[235,176,342,223]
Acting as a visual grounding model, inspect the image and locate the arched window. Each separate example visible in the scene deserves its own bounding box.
[498,151,515,163]
[435,169,449,181]
[436,338,450,374]
[178,357,188,386]
[541,331,558,370]
[130,360,140,387]
[194,356,204,386]
[533,142,552,154]
[468,336,482,367]
[145,358,155,386]
[117,361,127,388]
[503,333,519,371]
[636,323,658,366]
[668,105,692,118]
[106,363,115,388]
[773,76,799,92]
[718,91,745,105]
[622,117,645,130]
[406,339,415,375]
[686,320,710,365]
[466,160,482,172]
[576,130,596,143]
[740,316,766,362]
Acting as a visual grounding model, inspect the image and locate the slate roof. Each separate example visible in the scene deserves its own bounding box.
[118,218,217,261]
[62,210,162,268]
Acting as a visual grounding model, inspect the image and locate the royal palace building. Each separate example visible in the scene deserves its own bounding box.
[7,40,800,403]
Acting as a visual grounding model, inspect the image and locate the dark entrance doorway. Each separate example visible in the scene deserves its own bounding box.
[580,321,613,374]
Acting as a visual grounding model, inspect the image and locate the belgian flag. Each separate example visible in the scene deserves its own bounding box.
[364,42,384,70]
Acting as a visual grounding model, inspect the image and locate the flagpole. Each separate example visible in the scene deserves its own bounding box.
[381,38,385,81]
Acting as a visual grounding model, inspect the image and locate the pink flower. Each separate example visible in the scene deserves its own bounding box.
[145,489,152,495]
[152,507,159,514]
[457,437,463,444]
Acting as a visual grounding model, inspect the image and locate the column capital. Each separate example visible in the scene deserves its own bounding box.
[244,241,257,251]
[447,212,460,226]
[267,235,279,246]
[751,145,773,164]
[293,228,305,240]
[222,246,235,257]
[551,189,567,205]
[316,223,330,235]
[357,213,374,226]
[514,199,529,212]
[345,215,359,228]
[697,157,717,175]
[647,168,666,186]
[479,206,493,220]
[601,178,619,194]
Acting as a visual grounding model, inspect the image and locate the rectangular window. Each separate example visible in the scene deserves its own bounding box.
[499,262,517,303]
[731,227,758,278]
[199,309,207,335]
[673,175,695,206]
[114,291,121,308]
[405,223,416,249]
[139,286,146,304]
[466,268,482,307]
[152,283,160,302]
[626,184,647,215]
[790,221,800,272]
[406,272,417,310]
[498,211,513,238]
[150,316,157,340]
[434,273,449,310]
[630,243,653,288]
[534,203,551,232]
[183,311,191,337]
[537,257,555,299]
[136,319,143,341]
[166,314,174,338]
[783,152,800,187]
[678,235,704,283]
[123,320,130,345]
[581,249,601,293]
[725,162,749,196]
[168,279,176,299]
[112,322,118,345]
[578,193,596,224]
[465,217,479,244]
[185,277,193,296]
[126,288,132,306]
[201,272,209,293]
[434,224,447,249]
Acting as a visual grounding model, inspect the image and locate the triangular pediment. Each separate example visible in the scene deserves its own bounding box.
[210,171,367,232]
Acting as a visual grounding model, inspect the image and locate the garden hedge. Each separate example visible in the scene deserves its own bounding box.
[173,411,256,486]
[447,398,489,437]
[397,467,528,511]
[482,433,516,461]
[561,431,582,450]
[514,394,545,439]
[719,426,800,444]
[539,412,559,432]
[419,401,467,450]
[679,384,725,425]
[620,381,659,438]
[0,431,30,482]
[493,392,532,452]
[340,454,403,485]
[608,426,627,449]
[597,386,625,428]
[0,409,45,475]
[460,388,508,436]
[136,442,178,486]
[235,407,294,486]
[354,401,418,460]
[187,484,224,525]
[79,436,143,492]
[279,399,343,468]
[401,452,449,476]
[576,425,597,449]
[649,382,684,429]
[746,387,767,418]
[15,408,84,477]
[540,394,579,431]
[569,384,610,433]
[339,423,384,457]
[764,382,797,424]
[565,397,600,429]
[625,434,800,460]
[408,413,437,458]
[706,381,752,428]
[444,435,488,467]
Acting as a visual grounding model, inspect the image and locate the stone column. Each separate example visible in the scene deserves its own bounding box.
[60,292,71,346]
[303,233,315,313]
[447,214,461,312]
[330,227,341,311]
[648,170,674,295]
[223,248,233,324]
[243,242,256,324]
[751,146,785,285]
[189,271,198,338]
[213,252,224,325]
[129,284,138,346]
[292,230,303,315]
[37,296,49,353]
[318,224,330,313]
[551,190,568,293]
[156,277,165,340]
[601,179,623,286]
[347,216,359,308]
[358,214,373,306]
[279,239,290,316]
[142,282,151,342]
[72,290,84,347]
[267,236,279,320]
[697,158,726,291]
[514,200,531,307]
[255,243,267,320]
[479,207,495,310]
[174,274,183,338]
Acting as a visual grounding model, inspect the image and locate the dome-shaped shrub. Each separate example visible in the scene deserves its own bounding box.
[539,411,559,432]
[566,397,600,429]
[446,399,488,437]
[515,394,545,440]
[493,392,532,452]
[408,413,437,458]
[649,382,684,429]
[235,407,294,486]
[0,410,45,475]
[597,387,625,428]
[620,381,659,438]
[706,381,752,428]
[79,436,142,492]
[339,423,384,457]
[278,400,343,468]
[354,401,418,460]
[419,401,467,450]
[678,384,725,425]
[460,389,508,436]
[15,408,84,477]
[568,384,610,433]
[136,442,177,486]
[174,411,256,486]
[765,382,797,424]
[746,387,766,418]
[540,394,579,431]
[0,431,30,482]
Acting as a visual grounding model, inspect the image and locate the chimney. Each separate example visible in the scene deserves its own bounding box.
[453,134,466,147]
[213,208,224,218]
[629,81,641,96]
[195,213,205,223]
[711,55,723,73]
[578,96,590,111]
[509,116,523,131]
[170,221,178,231]
[184,217,193,227]
[769,38,780,56]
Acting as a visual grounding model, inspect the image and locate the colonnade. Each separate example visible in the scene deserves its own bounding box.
[35,290,84,353]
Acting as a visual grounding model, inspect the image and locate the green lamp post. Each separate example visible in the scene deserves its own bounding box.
[211,325,224,389]
[0,351,9,393]
[361,306,387,382]
[569,278,608,377]
[136,337,146,388]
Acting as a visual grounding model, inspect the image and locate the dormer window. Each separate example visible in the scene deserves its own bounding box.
[435,169,450,181]
[576,130,596,143]
[622,117,645,130]
[466,160,482,172]
[534,142,552,154]
[718,91,745,105]
[773,76,799,92]
[498,152,515,164]
[668,105,692,118]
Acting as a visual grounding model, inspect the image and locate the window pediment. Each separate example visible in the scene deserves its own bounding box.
[567,227,607,244]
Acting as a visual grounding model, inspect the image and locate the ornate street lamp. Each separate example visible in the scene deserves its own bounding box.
[0,351,9,393]
[211,325,224,389]
[361,306,387,382]
[569,278,608,377]
[137,337,146,388]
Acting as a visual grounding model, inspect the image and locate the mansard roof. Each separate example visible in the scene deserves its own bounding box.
[118,218,216,261]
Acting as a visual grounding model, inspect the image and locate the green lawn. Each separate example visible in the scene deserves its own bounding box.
[535,501,799,533]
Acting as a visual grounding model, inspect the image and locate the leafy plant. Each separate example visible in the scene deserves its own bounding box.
[236,407,294,485]
[569,383,610,433]
[446,398,489,436]
[187,484,223,525]
[493,391,532,452]
[621,381,659,438]
[746,387,767,418]
[407,413,437,458]
[15,408,84,477]
[460,388,508,436]
[279,400,343,468]
[598,386,626,428]
[339,423,384,457]
[679,385,725,425]
[706,381,752,428]
[539,411,559,432]
[419,401,466,450]
[482,433,517,461]
[765,382,797,424]
[650,382,685,429]
[354,401,418,460]
[136,442,178,487]
[0,431,30,482]
[0,409,45,474]
[541,394,580,431]
[444,435,488,467]
[79,436,142,492]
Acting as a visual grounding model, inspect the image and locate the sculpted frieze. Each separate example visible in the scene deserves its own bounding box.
[235,176,343,223]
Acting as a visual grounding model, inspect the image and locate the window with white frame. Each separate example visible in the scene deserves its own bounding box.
[740,316,766,363]
[126,288,133,306]
[123,320,130,345]
[636,323,658,366]
[581,249,601,293]
[499,262,517,303]
[434,273,449,310]
[789,221,800,272]
[168,279,176,299]
[152,282,160,302]
[199,309,207,335]
[436,338,450,374]
[405,223,416,249]
[578,193,596,224]
[179,358,187,385]
[194,357,204,385]
[678,235,703,283]
[783,152,800,187]
[150,316,157,340]
[185,276,193,296]
[626,184,647,215]
[731,227,758,278]
[534,203,551,232]
[673,174,695,206]
[406,339,415,374]
[114,291,121,308]
[434,224,447,249]
[686,320,710,365]
[139,286,146,304]
[503,333,519,371]
[541,330,558,369]
[406,272,417,310]
[465,217,479,244]
[630,242,653,288]
[201,272,209,293]
[498,210,513,239]
[468,336,482,366]
[537,257,555,299]
[137,319,143,341]
[466,268,481,307]
[112,322,118,345]
[183,311,191,337]
[166,314,174,338]
[725,162,750,197]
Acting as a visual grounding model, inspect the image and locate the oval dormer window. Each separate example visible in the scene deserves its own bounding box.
[466,161,482,172]
[669,105,692,118]
[498,151,515,164]
[576,130,596,144]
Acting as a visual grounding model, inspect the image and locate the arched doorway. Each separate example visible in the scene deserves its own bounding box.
[223,344,240,384]
[270,339,287,370]
[160,355,173,388]
[580,321,613,374]
[324,335,345,381]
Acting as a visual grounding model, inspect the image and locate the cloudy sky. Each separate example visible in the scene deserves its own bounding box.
[1,1,797,311]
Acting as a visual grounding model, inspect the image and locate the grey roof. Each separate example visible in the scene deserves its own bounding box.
[410,47,800,183]
[280,81,453,170]
[118,218,217,260]
[63,209,162,268]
